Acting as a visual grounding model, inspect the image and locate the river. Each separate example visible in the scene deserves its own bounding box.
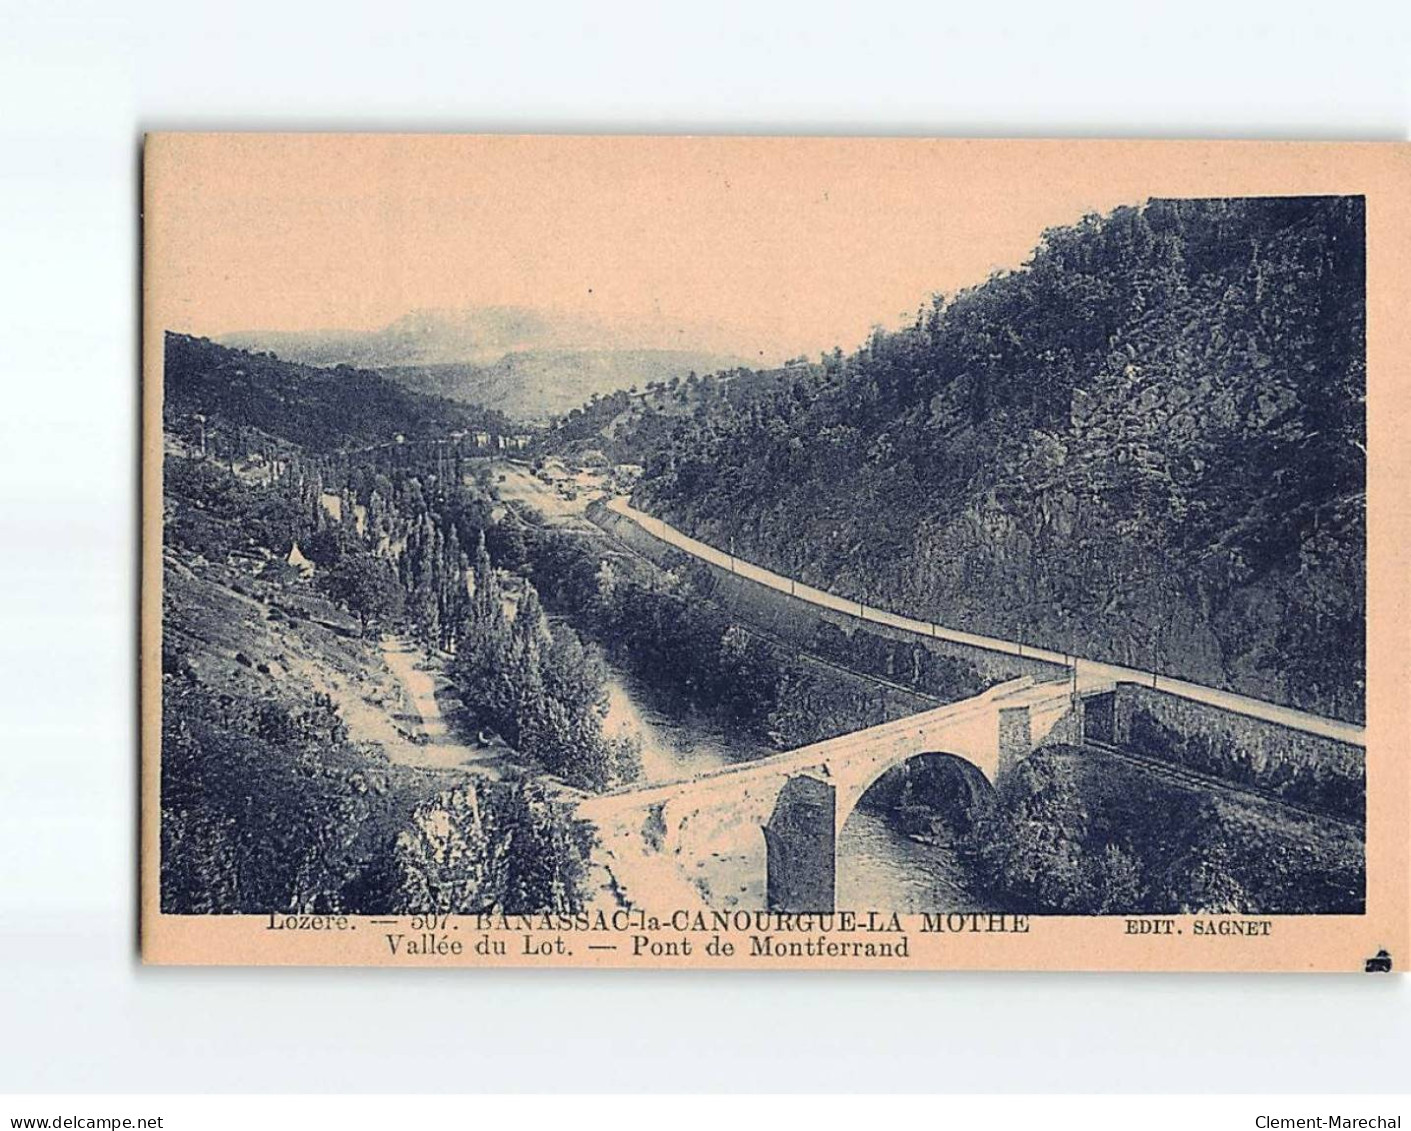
[599,656,988,913]
[600,664,772,782]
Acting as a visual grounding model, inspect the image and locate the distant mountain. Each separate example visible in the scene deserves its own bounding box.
[222,307,595,370]
[221,307,746,422]
[384,348,747,423]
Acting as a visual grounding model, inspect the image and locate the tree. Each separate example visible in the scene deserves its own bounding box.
[323,551,405,636]
[487,781,592,914]
[970,749,1097,913]
[303,524,352,567]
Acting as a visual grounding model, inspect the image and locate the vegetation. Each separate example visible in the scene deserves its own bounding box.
[160,634,591,916]
[164,332,510,453]
[163,344,638,795]
[451,535,641,791]
[385,781,592,915]
[525,524,970,750]
[323,551,405,636]
[160,334,638,914]
[962,746,1363,915]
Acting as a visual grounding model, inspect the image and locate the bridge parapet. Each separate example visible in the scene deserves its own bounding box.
[576,675,1102,913]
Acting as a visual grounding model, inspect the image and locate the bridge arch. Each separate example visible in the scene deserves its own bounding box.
[580,678,1088,913]
[831,752,995,912]
[762,749,998,914]
[834,748,994,838]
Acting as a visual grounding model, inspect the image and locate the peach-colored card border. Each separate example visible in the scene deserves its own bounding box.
[141,135,1409,971]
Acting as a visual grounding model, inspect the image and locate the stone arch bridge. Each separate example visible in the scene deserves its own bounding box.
[575,673,1112,913]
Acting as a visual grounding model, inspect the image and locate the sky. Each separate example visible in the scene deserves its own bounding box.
[145,135,1353,364]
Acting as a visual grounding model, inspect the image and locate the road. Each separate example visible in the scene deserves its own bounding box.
[602,496,1365,748]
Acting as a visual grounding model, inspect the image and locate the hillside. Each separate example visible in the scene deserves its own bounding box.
[583,196,1367,722]
[163,333,507,452]
[546,363,819,460]
[159,451,594,914]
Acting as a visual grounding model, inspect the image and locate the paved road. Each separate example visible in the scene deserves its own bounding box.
[603,496,1365,748]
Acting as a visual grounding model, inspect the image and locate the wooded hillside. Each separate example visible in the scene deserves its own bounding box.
[604,197,1365,721]
[164,333,510,452]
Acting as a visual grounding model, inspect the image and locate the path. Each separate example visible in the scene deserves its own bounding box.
[378,637,509,774]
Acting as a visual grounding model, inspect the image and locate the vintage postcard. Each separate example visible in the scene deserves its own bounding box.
[142,135,1409,970]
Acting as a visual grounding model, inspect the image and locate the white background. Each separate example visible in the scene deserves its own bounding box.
[1,0,1408,1095]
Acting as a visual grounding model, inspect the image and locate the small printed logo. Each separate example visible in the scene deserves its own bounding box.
[1364,949,1393,973]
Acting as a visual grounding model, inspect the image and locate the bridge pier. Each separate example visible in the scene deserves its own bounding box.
[1082,689,1122,744]
[997,704,1033,777]
[763,775,836,913]
[998,687,1094,774]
